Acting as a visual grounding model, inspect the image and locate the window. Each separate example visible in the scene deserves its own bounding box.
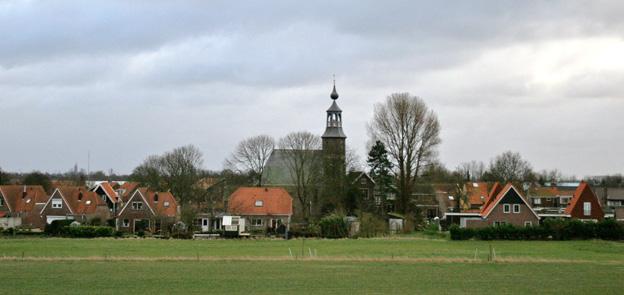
[513,204,520,213]
[164,201,170,208]
[132,202,143,210]
[154,193,159,202]
[583,202,591,216]
[524,221,532,227]
[255,200,263,207]
[86,200,92,205]
[0,198,3,206]
[52,199,62,209]
[533,198,541,205]
[503,204,510,213]
[122,219,129,227]
[494,221,506,227]
[252,218,263,226]
[561,197,571,205]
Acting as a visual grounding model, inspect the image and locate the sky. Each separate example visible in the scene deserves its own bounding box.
[1,0,623,177]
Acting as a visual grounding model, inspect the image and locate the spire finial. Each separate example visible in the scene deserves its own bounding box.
[330,74,339,100]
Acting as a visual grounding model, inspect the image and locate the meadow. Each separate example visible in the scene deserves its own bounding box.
[2,236,623,294]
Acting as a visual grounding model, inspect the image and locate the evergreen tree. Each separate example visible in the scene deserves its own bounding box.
[367,140,394,215]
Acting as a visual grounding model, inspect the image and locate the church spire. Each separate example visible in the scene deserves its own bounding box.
[322,78,346,139]
[330,75,339,100]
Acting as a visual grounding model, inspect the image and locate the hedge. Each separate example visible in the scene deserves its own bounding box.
[450,219,624,241]
[318,214,349,239]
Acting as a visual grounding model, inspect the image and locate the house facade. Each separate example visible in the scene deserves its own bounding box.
[564,182,604,221]
[454,183,540,228]
[40,187,108,225]
[0,185,48,229]
[227,187,293,233]
[116,188,178,233]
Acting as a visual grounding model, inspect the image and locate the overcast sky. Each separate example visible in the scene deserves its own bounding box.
[1,1,623,177]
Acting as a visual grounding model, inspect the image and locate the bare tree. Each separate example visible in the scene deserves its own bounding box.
[132,145,205,205]
[345,146,363,173]
[456,161,486,181]
[368,93,441,214]
[486,151,533,183]
[225,135,275,186]
[279,131,322,220]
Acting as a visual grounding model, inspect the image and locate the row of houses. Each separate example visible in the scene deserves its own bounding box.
[0,182,179,233]
[0,182,294,234]
[443,181,611,228]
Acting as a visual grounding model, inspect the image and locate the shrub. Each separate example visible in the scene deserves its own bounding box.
[62,226,114,238]
[449,225,474,240]
[596,219,624,240]
[45,220,74,236]
[288,223,320,238]
[358,213,387,238]
[318,214,349,239]
[450,219,624,241]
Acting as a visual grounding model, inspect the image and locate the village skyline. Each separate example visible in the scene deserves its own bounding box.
[2,1,624,177]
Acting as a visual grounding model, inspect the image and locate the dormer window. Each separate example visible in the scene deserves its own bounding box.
[164,201,170,208]
[255,200,264,207]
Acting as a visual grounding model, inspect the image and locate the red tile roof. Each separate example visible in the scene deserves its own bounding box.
[137,188,178,217]
[465,182,490,206]
[228,187,293,216]
[99,182,120,203]
[564,181,604,219]
[56,186,105,215]
[0,185,49,213]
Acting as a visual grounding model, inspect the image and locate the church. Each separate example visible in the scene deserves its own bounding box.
[262,82,347,219]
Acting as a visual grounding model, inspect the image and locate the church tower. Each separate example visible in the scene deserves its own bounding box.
[321,80,347,211]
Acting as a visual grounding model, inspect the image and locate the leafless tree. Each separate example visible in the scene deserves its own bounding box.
[486,151,533,183]
[456,161,486,181]
[279,131,322,220]
[225,135,275,186]
[368,93,441,214]
[132,145,205,205]
[345,146,363,173]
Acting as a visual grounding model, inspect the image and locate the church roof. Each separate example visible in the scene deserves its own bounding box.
[262,149,323,186]
[327,101,342,112]
[322,127,346,138]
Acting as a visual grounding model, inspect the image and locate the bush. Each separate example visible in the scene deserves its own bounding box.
[62,226,114,238]
[450,219,624,241]
[318,213,349,239]
[288,223,320,238]
[449,225,474,240]
[358,213,387,238]
[45,220,74,236]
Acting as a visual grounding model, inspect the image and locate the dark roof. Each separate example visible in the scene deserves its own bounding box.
[262,149,322,186]
[327,101,342,112]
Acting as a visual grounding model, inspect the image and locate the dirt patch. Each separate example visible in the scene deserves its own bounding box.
[0,255,622,265]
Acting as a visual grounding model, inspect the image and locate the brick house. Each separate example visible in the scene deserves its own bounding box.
[0,185,48,229]
[91,182,121,216]
[40,187,109,225]
[458,183,539,228]
[116,188,178,233]
[564,181,604,221]
[227,187,293,233]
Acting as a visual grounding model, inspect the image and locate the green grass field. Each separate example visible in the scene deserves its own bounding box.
[2,237,624,294]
